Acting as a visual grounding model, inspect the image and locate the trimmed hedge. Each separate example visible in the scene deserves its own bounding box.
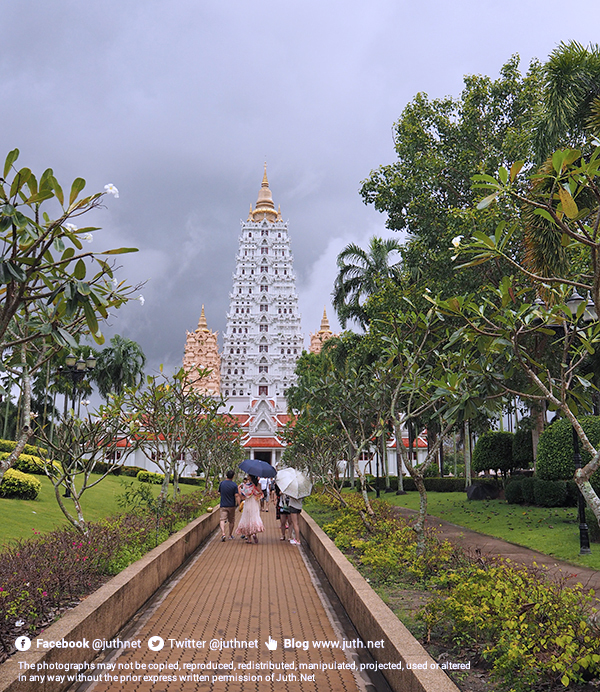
[137,470,164,484]
[585,507,600,543]
[536,416,600,491]
[512,422,534,469]
[0,451,46,475]
[472,431,514,475]
[121,465,146,477]
[0,468,41,500]
[179,476,202,486]
[0,439,47,457]
[533,479,567,507]
[349,476,467,493]
[504,479,523,504]
[505,476,578,508]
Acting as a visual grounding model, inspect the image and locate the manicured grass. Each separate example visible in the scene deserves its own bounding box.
[0,474,200,545]
[368,491,600,571]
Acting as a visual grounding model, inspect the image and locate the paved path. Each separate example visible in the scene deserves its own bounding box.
[394,506,600,595]
[77,511,372,692]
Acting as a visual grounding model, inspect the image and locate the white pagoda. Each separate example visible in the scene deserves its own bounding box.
[220,166,303,465]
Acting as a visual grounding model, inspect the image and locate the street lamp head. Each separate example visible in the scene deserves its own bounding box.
[86,352,97,370]
[585,293,598,322]
[566,289,586,318]
[65,353,77,369]
[76,357,86,372]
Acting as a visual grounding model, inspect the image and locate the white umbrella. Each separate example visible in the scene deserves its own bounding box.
[275,467,313,499]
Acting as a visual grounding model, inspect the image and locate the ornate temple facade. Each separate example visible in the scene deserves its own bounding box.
[217,167,302,464]
[182,306,221,395]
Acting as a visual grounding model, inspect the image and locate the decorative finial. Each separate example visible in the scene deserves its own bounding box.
[320,307,331,332]
[197,305,209,332]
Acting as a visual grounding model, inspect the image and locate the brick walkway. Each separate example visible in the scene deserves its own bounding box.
[79,510,366,692]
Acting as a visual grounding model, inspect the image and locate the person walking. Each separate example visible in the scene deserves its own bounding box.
[259,477,270,511]
[218,470,239,541]
[286,495,303,546]
[236,475,264,543]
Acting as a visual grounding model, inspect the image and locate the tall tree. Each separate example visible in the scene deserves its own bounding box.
[360,56,543,300]
[533,41,600,163]
[94,335,146,399]
[332,237,402,328]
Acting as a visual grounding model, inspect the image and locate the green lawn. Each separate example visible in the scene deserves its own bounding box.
[368,490,600,571]
[0,474,200,545]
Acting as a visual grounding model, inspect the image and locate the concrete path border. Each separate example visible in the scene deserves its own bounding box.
[0,510,219,692]
[300,513,460,692]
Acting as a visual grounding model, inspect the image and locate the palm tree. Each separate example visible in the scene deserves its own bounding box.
[94,335,146,399]
[534,41,600,163]
[332,237,403,328]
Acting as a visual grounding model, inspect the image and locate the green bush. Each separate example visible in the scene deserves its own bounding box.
[0,451,46,474]
[92,461,122,475]
[533,479,567,507]
[585,507,600,542]
[136,470,164,484]
[472,431,514,475]
[121,465,146,477]
[504,478,523,504]
[512,419,533,469]
[0,468,41,499]
[565,480,579,507]
[521,476,535,504]
[0,439,47,456]
[178,476,202,486]
[422,560,600,691]
[536,416,600,490]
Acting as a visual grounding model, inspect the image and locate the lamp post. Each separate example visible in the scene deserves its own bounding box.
[60,352,96,497]
[564,290,595,555]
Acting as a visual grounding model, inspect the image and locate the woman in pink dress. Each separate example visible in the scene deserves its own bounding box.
[236,475,264,543]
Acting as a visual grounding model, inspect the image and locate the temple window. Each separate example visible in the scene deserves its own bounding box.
[259,386,268,395]
[260,324,268,332]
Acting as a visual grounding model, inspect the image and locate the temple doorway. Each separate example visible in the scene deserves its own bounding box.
[254,451,272,465]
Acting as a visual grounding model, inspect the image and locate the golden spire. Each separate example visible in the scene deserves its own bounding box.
[250,163,278,221]
[319,307,331,333]
[197,305,209,332]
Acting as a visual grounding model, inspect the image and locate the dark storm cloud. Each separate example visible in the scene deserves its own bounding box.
[2,0,600,373]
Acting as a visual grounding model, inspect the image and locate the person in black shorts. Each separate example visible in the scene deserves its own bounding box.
[218,470,239,541]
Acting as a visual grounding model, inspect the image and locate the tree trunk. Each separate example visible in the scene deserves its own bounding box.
[0,346,33,482]
[464,419,472,487]
[413,473,428,557]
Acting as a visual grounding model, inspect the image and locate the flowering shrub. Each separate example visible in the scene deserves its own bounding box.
[421,561,600,690]
[0,490,216,663]
[322,494,454,583]
[312,493,600,690]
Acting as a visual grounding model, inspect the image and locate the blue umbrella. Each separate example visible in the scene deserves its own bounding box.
[239,458,277,478]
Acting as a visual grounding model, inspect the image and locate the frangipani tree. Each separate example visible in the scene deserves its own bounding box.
[36,394,137,534]
[0,149,139,480]
[443,144,600,522]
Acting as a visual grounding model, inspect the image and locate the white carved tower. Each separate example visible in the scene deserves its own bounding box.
[220,166,303,463]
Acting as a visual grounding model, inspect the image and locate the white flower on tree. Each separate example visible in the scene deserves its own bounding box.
[64,223,78,232]
[104,183,119,198]
[138,294,145,306]
[451,235,463,248]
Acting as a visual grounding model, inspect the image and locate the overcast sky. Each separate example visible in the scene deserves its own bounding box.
[3,0,600,375]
